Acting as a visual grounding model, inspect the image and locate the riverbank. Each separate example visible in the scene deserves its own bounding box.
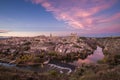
[0,46,105,80]
[0,36,120,80]
[0,64,70,80]
[0,60,76,74]
[0,62,120,80]
[0,46,103,74]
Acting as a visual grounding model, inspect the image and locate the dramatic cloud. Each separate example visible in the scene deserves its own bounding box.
[29,0,119,29]
[99,24,120,33]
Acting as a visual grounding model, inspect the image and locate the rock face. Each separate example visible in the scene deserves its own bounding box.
[96,37,120,55]
[54,40,94,59]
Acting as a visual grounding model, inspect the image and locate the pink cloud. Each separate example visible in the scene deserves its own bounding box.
[29,0,119,29]
[0,30,8,33]
[101,24,120,33]
[98,12,120,23]
[82,23,120,35]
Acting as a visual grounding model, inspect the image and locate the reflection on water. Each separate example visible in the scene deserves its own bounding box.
[74,46,104,66]
[0,63,15,67]
[0,46,104,72]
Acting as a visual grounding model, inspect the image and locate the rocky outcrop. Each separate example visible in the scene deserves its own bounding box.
[96,37,120,55]
[54,39,95,59]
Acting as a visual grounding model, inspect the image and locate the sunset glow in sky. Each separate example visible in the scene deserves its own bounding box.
[0,0,120,37]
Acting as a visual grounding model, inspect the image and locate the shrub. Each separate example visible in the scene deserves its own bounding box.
[16,54,33,63]
[48,70,58,77]
[104,54,120,66]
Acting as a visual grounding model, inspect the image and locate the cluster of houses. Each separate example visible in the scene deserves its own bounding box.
[0,33,96,59]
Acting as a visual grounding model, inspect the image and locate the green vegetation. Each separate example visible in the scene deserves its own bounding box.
[0,37,120,80]
[48,51,58,57]
[23,41,31,45]
[69,64,120,80]
[0,52,120,80]
[103,54,120,66]
[69,49,120,80]
[16,54,34,64]
[0,65,69,80]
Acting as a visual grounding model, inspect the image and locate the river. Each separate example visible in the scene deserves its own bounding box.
[73,46,104,66]
[0,46,104,74]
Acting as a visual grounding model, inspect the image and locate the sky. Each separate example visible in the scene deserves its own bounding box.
[0,0,120,37]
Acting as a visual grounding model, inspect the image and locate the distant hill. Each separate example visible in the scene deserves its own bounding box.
[0,36,10,40]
